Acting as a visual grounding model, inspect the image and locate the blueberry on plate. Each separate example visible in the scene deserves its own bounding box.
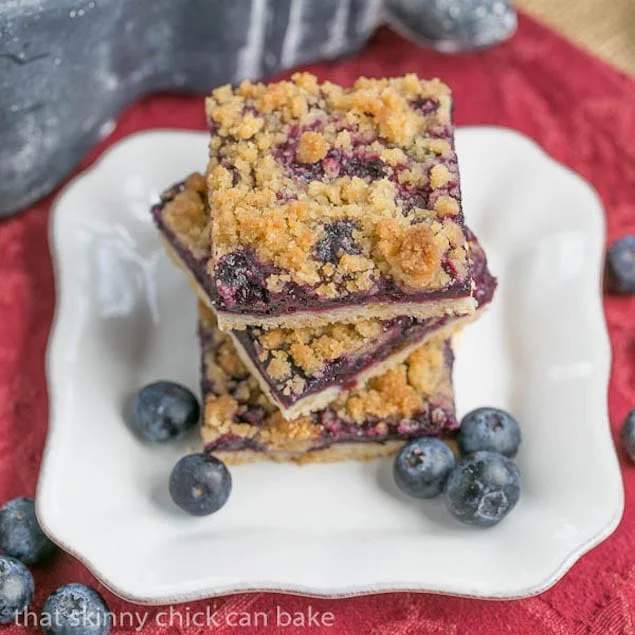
[458,407,521,458]
[41,583,111,635]
[606,235,635,295]
[393,438,455,498]
[444,451,521,527]
[621,410,635,462]
[0,497,57,565]
[132,381,200,442]
[0,555,34,625]
[169,453,232,516]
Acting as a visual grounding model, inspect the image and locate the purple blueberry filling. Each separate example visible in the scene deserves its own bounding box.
[314,404,456,442]
[212,257,472,315]
[204,434,266,454]
[275,145,389,184]
[204,399,456,457]
[466,228,496,307]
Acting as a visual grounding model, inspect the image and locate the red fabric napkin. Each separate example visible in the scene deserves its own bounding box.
[1,12,635,634]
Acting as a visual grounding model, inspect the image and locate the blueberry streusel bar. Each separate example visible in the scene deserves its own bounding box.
[205,73,474,330]
[198,303,458,464]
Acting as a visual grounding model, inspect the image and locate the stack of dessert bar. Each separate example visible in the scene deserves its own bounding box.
[152,73,496,464]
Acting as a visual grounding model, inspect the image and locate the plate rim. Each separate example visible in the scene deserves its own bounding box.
[37,125,624,605]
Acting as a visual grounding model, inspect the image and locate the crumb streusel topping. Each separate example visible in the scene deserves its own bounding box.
[199,303,455,449]
[205,73,469,300]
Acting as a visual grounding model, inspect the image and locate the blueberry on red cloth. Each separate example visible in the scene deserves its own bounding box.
[444,451,521,527]
[0,555,34,625]
[621,410,635,462]
[169,453,232,516]
[0,497,56,565]
[606,236,635,294]
[41,584,111,635]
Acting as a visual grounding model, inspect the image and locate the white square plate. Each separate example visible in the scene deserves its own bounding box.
[38,128,623,603]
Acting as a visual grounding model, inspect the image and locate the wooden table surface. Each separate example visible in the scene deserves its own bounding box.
[518,0,635,75]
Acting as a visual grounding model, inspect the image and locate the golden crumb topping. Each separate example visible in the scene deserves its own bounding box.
[205,73,469,296]
[199,304,454,449]
[296,131,329,163]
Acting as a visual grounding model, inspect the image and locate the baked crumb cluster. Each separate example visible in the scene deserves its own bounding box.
[199,304,455,450]
[205,73,469,299]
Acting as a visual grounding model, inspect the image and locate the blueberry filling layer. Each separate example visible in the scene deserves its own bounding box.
[314,219,362,264]
[205,422,455,456]
[204,435,266,454]
[212,250,472,316]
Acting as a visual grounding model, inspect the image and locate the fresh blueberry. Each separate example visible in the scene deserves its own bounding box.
[315,219,361,264]
[444,451,521,527]
[458,407,521,458]
[0,556,34,625]
[393,438,455,498]
[0,497,56,565]
[606,236,635,294]
[41,584,111,635]
[621,410,635,462]
[132,381,199,442]
[169,453,232,516]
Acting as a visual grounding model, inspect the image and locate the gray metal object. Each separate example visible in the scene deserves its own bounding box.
[0,0,515,216]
